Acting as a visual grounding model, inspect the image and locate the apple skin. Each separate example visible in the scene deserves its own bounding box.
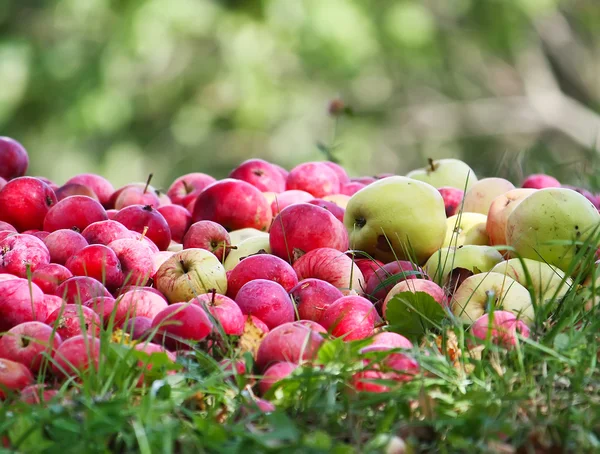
[0,358,34,400]
[32,264,73,294]
[248,315,270,334]
[382,279,448,318]
[108,238,155,288]
[151,303,213,350]
[192,179,273,232]
[224,236,271,271]
[229,228,268,247]
[370,332,413,349]
[155,249,227,304]
[43,229,89,265]
[269,190,314,216]
[190,293,245,336]
[45,305,102,340]
[322,194,351,209]
[113,205,172,251]
[286,162,341,198]
[65,244,124,291]
[307,199,345,224]
[407,158,478,190]
[55,276,112,305]
[443,213,489,248]
[258,361,298,395]
[226,254,298,299]
[293,248,365,295]
[340,182,366,196]
[256,321,324,371]
[323,161,350,185]
[55,183,100,202]
[0,278,47,332]
[114,186,160,210]
[437,187,464,217]
[0,136,28,180]
[43,294,64,314]
[183,221,231,262]
[81,220,134,245]
[461,178,516,215]
[365,260,423,302]
[157,205,192,244]
[82,295,116,325]
[521,174,560,190]
[290,278,344,323]
[506,188,600,273]
[344,176,447,264]
[122,316,153,341]
[0,233,51,278]
[43,195,108,232]
[471,310,530,348]
[133,342,177,387]
[151,251,175,279]
[354,258,385,286]
[166,172,216,206]
[352,345,419,392]
[20,384,58,405]
[351,176,376,185]
[112,288,169,327]
[0,322,63,373]
[270,203,349,262]
[229,159,287,193]
[51,334,101,379]
[486,188,537,248]
[65,173,115,208]
[320,295,377,341]
[0,177,57,232]
[0,221,16,233]
[561,185,600,209]
[452,272,534,324]
[0,177,6,191]
[234,279,295,330]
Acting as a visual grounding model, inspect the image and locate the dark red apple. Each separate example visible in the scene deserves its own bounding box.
[166,173,216,206]
[0,358,34,399]
[286,162,340,197]
[65,173,115,207]
[183,220,231,261]
[353,258,384,287]
[55,276,111,305]
[65,244,124,291]
[108,238,155,287]
[229,159,286,193]
[54,183,99,202]
[437,187,464,217]
[32,263,73,294]
[43,195,108,232]
[45,305,102,339]
[43,229,89,265]
[51,334,101,379]
[151,303,213,350]
[290,278,344,323]
[0,177,57,232]
[270,190,313,216]
[0,321,63,373]
[122,316,153,341]
[0,233,50,277]
[191,293,245,336]
[320,295,376,341]
[234,279,295,330]
[226,254,298,299]
[0,278,47,334]
[0,137,28,180]
[81,220,134,245]
[157,204,192,244]
[113,205,171,251]
[307,199,345,223]
[258,361,298,395]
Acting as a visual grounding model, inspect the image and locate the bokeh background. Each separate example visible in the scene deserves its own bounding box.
[1,0,599,190]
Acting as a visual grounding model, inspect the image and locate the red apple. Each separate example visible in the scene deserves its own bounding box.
[382,279,448,318]
[289,278,344,323]
[113,205,171,251]
[340,182,366,196]
[43,195,108,232]
[110,289,168,327]
[273,164,288,180]
[192,179,272,232]
[366,261,423,301]
[0,321,63,373]
[323,161,350,185]
[43,294,64,315]
[286,162,340,198]
[55,183,99,202]
[191,292,245,336]
[258,361,298,395]
[248,315,269,334]
[29,230,49,241]
[229,159,287,193]
[471,311,530,348]
[122,316,153,340]
[65,173,115,208]
[0,137,28,180]
[45,305,102,339]
[81,220,134,245]
[270,204,349,262]
[227,254,298,299]
[129,231,160,253]
[114,185,160,210]
[107,209,118,220]
[437,187,464,217]
[133,342,177,386]
[0,177,6,191]
[151,303,213,350]
[370,332,413,349]
[55,276,111,305]
[0,177,57,232]
[0,221,16,233]
[157,205,192,244]
[354,258,384,286]
[320,295,376,341]
[0,233,50,277]
[82,295,116,326]
[65,244,124,291]
[31,264,73,294]
[234,279,295,330]
[166,173,216,206]
[183,221,231,262]
[521,174,560,189]
[51,334,101,379]
[20,384,58,405]
[43,229,89,265]
[351,176,376,185]
[270,190,313,216]
[359,344,420,383]
[108,238,155,287]
[0,358,34,399]
[307,199,345,223]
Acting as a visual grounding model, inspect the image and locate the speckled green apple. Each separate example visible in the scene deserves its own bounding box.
[406,158,478,190]
[424,245,503,286]
[443,213,489,248]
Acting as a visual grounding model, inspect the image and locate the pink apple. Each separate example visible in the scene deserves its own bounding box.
[340,182,366,196]
[108,238,155,287]
[353,258,384,286]
[157,205,192,244]
[270,204,349,262]
[114,185,160,210]
[65,173,115,208]
[166,173,216,206]
[0,177,57,232]
[273,164,288,180]
[55,276,111,305]
[45,305,102,339]
[55,183,99,202]
[270,190,313,216]
[323,161,350,185]
[31,264,73,294]
[151,303,213,350]
[471,311,530,348]
[113,205,171,251]
[370,332,413,349]
[43,229,89,265]
[361,345,420,382]
[0,322,63,373]
[128,231,160,253]
[256,321,324,371]
[382,279,448,318]
[81,220,134,245]
[65,244,124,291]
[0,231,15,242]
[366,261,423,301]
[134,342,177,386]
[151,251,175,278]
[286,162,340,198]
[351,176,376,185]
[0,233,50,277]
[307,198,345,223]
[183,221,231,261]
[29,231,49,241]
[43,294,64,315]
[109,289,168,327]
[106,209,118,220]
[320,295,376,341]
[51,334,101,379]
[0,137,28,180]
[0,358,34,399]
[293,248,365,295]
[82,295,116,326]
[234,279,295,330]
[192,179,272,232]
[437,187,464,217]
[258,361,298,395]
[43,196,108,232]
[227,254,298,299]
[0,221,16,233]
[289,278,344,323]
[191,293,245,336]
[20,384,58,405]
[122,316,153,341]
[0,177,6,191]
[247,315,269,334]
[293,319,327,333]
[229,159,287,193]
[521,174,561,189]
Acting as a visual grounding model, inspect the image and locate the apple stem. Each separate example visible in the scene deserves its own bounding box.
[427,158,436,172]
[143,173,153,194]
[210,289,216,306]
[182,180,192,194]
[139,226,149,242]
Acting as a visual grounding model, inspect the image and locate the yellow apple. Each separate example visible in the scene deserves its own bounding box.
[323,194,351,209]
[224,235,271,271]
[486,188,537,248]
[443,213,489,248]
[462,178,516,215]
[228,228,269,247]
[406,158,478,190]
[424,245,503,286]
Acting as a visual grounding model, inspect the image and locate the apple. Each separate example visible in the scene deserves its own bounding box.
[0,136,28,180]
[234,279,295,330]
[108,238,155,287]
[345,176,447,263]
[307,199,345,223]
[0,321,63,373]
[55,276,112,305]
[323,161,350,185]
[45,305,102,339]
[229,159,287,193]
[226,254,298,298]
[320,295,377,341]
[351,176,376,185]
[114,184,160,210]
[65,173,115,208]
[286,162,341,198]
[443,213,489,248]
[113,205,171,251]
[129,231,160,253]
[269,190,314,216]
[192,179,272,232]
[452,272,534,324]
[122,316,153,341]
[20,384,58,405]
[29,231,49,241]
[0,358,34,400]
[258,361,298,395]
[43,229,89,265]
[229,228,268,246]
[407,158,478,190]
[293,320,327,333]
[471,311,530,348]
[506,188,600,273]
[561,185,600,209]
[0,177,57,232]
[365,260,423,301]
[190,292,245,336]
[0,278,48,333]
[151,303,213,350]
[290,278,344,323]
[43,294,64,315]
[65,244,124,291]
[43,195,108,232]
[437,187,464,217]
[293,248,365,295]
[166,172,216,206]
[157,204,192,244]
[382,279,448,318]
[370,332,413,349]
[354,258,385,285]
[154,249,227,303]
[55,183,100,202]
[0,233,50,277]
[0,221,16,233]
[151,251,175,278]
[461,178,516,215]
[117,289,170,327]
[31,263,73,294]
[486,188,537,247]
[256,321,324,371]
[273,163,288,180]
[81,220,133,245]
[51,334,101,379]
[425,246,503,288]
[0,177,6,191]
[183,221,231,262]
[521,174,560,190]
[352,345,419,392]
[340,182,366,196]
[82,295,116,325]
[322,193,351,209]
[270,203,349,262]
[133,342,177,386]
[223,235,271,271]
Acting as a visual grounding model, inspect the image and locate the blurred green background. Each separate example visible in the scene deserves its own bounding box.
[1,0,599,190]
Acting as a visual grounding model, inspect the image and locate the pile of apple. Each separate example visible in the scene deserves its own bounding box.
[0,135,599,407]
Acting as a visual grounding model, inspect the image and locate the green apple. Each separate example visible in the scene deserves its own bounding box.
[486,188,537,248]
[224,235,271,271]
[424,245,503,286]
[344,176,447,263]
[506,188,600,273]
[443,213,489,248]
[228,228,269,247]
[406,158,478,190]
[462,178,515,215]
[452,272,534,324]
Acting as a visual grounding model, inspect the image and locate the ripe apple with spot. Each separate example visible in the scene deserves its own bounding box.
[45,305,102,339]
[191,292,245,336]
[0,233,50,277]
[227,254,298,299]
[151,303,213,350]
[108,238,155,287]
[0,321,63,373]
[0,177,57,232]
[183,221,231,262]
[234,279,295,330]
[65,244,124,291]
[320,295,377,341]
[55,276,111,305]
[290,278,344,323]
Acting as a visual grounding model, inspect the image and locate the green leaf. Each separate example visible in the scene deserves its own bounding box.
[385,291,448,339]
